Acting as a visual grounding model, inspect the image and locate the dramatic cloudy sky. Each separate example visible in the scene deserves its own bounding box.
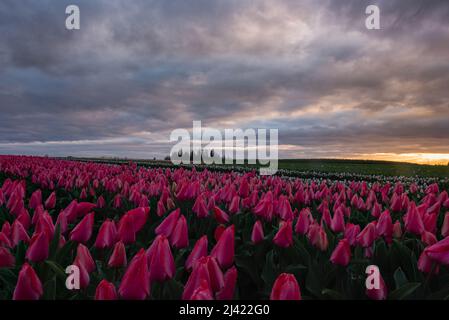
[1,0,449,163]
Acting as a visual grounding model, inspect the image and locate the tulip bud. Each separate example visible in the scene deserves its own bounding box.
[270,273,301,300]
[108,241,127,268]
[13,263,43,300]
[170,215,189,249]
[26,232,49,263]
[216,266,238,300]
[95,280,118,300]
[44,191,56,210]
[74,243,96,273]
[118,249,150,300]
[273,221,293,248]
[251,220,264,244]
[185,235,208,270]
[211,225,235,269]
[70,212,94,243]
[155,208,180,238]
[147,235,175,283]
[95,219,118,249]
[330,239,351,266]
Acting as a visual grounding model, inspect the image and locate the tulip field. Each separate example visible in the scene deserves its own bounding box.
[1,155,449,300]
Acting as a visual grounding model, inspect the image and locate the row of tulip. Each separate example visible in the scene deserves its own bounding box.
[1,155,449,300]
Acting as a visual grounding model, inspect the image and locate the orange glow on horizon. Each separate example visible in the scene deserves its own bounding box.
[347,153,449,165]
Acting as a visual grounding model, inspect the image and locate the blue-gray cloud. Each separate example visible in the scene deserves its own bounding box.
[0,0,449,159]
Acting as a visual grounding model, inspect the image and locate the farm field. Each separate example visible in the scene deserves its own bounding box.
[1,155,449,300]
[63,157,449,178]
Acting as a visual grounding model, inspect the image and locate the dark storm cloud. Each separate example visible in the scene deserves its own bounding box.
[0,0,449,159]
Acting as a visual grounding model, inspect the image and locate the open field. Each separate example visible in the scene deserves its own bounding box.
[63,157,449,178]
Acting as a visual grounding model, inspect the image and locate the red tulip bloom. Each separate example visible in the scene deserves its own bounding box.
[251,220,264,244]
[366,272,388,300]
[405,202,425,235]
[95,280,118,300]
[185,235,208,270]
[26,231,49,263]
[295,208,311,235]
[214,224,226,242]
[330,207,345,233]
[228,195,240,215]
[356,222,377,248]
[119,249,150,300]
[11,220,30,246]
[147,235,175,283]
[183,260,211,299]
[190,280,214,300]
[108,241,127,268]
[96,196,106,209]
[421,231,437,246]
[273,221,293,248]
[216,266,238,300]
[95,219,118,249]
[270,273,301,300]
[213,206,230,224]
[29,189,42,210]
[344,223,360,246]
[330,239,351,266]
[126,207,150,232]
[74,243,96,273]
[75,202,96,218]
[70,212,94,243]
[376,210,393,240]
[277,196,293,221]
[192,196,209,218]
[13,263,43,300]
[211,225,235,269]
[0,247,15,268]
[308,224,329,251]
[118,214,136,244]
[423,236,449,265]
[44,191,56,210]
[169,215,189,249]
[392,220,402,238]
[155,208,180,238]
[418,250,440,274]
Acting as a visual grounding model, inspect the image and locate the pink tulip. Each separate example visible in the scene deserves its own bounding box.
[13,263,43,300]
[169,215,189,249]
[95,280,118,300]
[26,232,49,263]
[108,241,127,268]
[273,221,293,248]
[119,249,150,300]
[74,243,96,273]
[44,191,56,209]
[270,273,301,300]
[70,212,94,243]
[251,220,264,244]
[155,208,180,238]
[95,219,118,249]
[330,239,351,266]
[147,235,175,283]
[211,225,235,269]
[295,208,311,235]
[216,266,238,300]
[186,235,208,270]
[356,222,377,248]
